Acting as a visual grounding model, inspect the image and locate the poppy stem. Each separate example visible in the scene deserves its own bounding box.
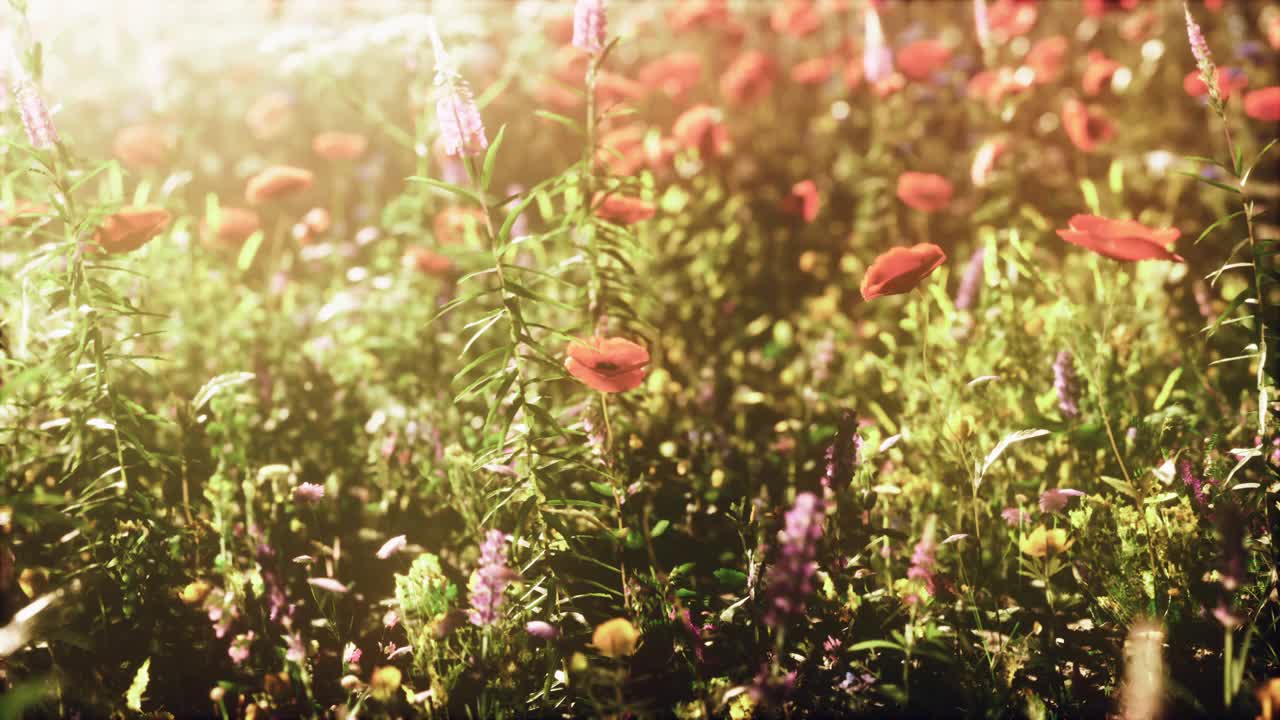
[600,391,613,455]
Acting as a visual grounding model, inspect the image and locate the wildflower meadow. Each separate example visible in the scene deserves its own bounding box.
[1,0,1280,717]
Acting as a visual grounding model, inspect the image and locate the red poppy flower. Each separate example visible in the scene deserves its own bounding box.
[551,45,591,85]
[1062,99,1115,153]
[896,172,954,213]
[434,207,487,245]
[312,131,369,161]
[544,14,575,44]
[791,56,835,85]
[93,206,172,254]
[971,136,1010,188]
[667,0,730,33]
[896,39,952,82]
[861,243,948,300]
[1025,35,1068,85]
[597,126,647,176]
[593,193,656,225]
[404,247,454,276]
[564,336,650,393]
[873,73,907,98]
[771,0,821,38]
[1081,51,1121,96]
[638,52,703,101]
[1083,0,1141,16]
[720,50,777,105]
[1184,68,1248,100]
[202,206,261,248]
[1119,8,1158,42]
[112,124,172,169]
[536,81,583,113]
[245,166,314,204]
[1244,87,1280,121]
[673,104,730,157]
[782,180,820,223]
[0,200,50,227]
[967,67,1031,106]
[843,56,865,91]
[597,72,647,108]
[988,0,1037,40]
[1055,214,1183,262]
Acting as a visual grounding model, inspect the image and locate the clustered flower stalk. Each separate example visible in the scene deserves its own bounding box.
[906,515,938,598]
[428,20,488,159]
[572,0,607,56]
[764,493,825,627]
[468,530,517,627]
[955,247,985,311]
[1053,350,1081,420]
[1184,3,1271,439]
[862,3,893,84]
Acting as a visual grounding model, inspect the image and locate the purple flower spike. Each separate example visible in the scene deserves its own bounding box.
[13,79,58,150]
[1053,350,1081,420]
[468,530,519,627]
[572,0,607,55]
[764,493,825,626]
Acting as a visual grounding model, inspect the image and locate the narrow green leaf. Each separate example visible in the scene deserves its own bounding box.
[851,640,905,653]
[1195,210,1244,245]
[1079,179,1101,215]
[1153,367,1182,410]
[713,568,747,589]
[1177,170,1240,195]
[192,372,255,411]
[481,124,506,193]
[533,109,584,134]
[236,230,264,273]
[407,176,484,207]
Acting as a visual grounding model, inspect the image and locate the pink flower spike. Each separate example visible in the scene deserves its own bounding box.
[572,0,607,55]
[307,577,349,594]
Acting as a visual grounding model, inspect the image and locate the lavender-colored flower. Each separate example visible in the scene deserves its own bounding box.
[1001,507,1030,526]
[973,0,990,50]
[955,247,986,311]
[863,6,893,84]
[376,534,407,559]
[428,20,488,158]
[1184,5,1212,68]
[764,493,825,626]
[293,482,325,505]
[1038,488,1085,514]
[1180,459,1209,507]
[285,632,305,663]
[822,411,862,490]
[228,631,255,664]
[12,78,58,150]
[307,577,349,594]
[1235,41,1264,65]
[572,0,607,55]
[526,620,559,639]
[906,516,938,595]
[468,529,519,626]
[1053,350,1081,420]
[811,332,836,382]
[436,82,488,158]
